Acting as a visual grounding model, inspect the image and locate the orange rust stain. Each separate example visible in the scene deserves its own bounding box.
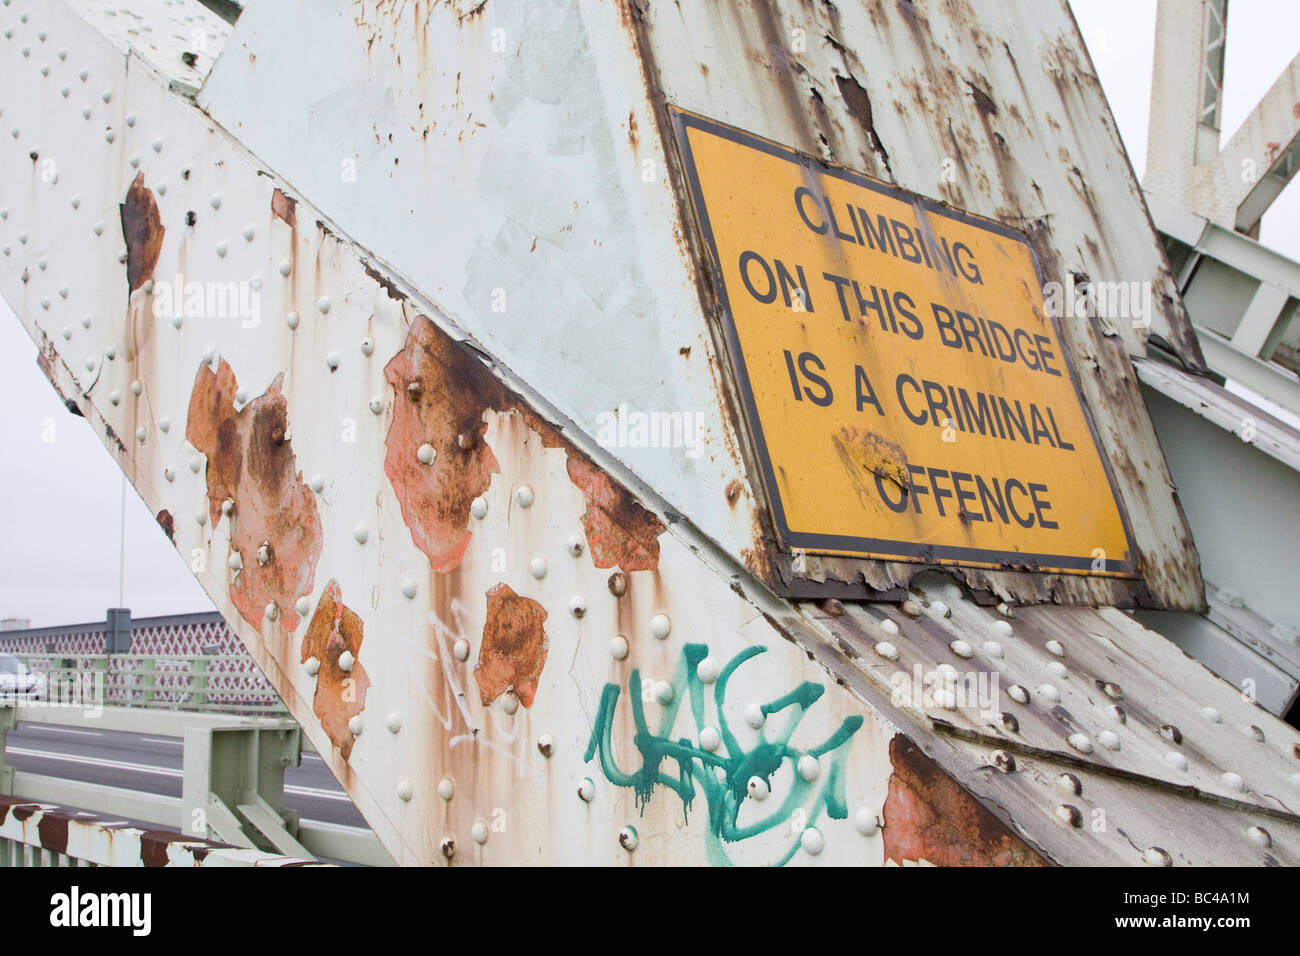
[271,187,297,228]
[120,172,164,293]
[156,509,175,543]
[566,457,663,571]
[300,580,369,760]
[186,359,322,631]
[881,736,1046,866]
[474,582,548,707]
[384,315,506,572]
[725,478,743,506]
[384,315,663,574]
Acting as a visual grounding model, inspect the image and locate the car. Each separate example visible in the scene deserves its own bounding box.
[0,652,48,703]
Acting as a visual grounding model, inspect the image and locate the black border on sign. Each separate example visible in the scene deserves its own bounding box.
[668,107,1138,576]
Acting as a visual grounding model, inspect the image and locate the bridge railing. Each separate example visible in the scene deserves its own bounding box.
[8,653,289,717]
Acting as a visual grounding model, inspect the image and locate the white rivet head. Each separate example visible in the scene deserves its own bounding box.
[1046,661,1069,679]
[195,508,207,527]
[566,534,584,557]
[304,656,320,676]
[983,640,1003,658]
[348,715,363,736]
[800,826,825,855]
[210,193,222,209]
[1165,751,1189,771]
[1097,730,1121,751]
[578,778,596,802]
[309,475,325,493]
[152,138,163,152]
[396,780,413,802]
[135,426,147,443]
[699,726,721,751]
[744,702,766,729]
[256,543,271,566]
[949,639,973,658]
[618,826,639,852]
[1221,771,1245,791]
[654,681,674,705]
[285,311,299,330]
[325,351,339,371]
[537,733,555,757]
[360,337,374,356]
[109,390,121,406]
[696,657,720,684]
[609,635,628,660]
[747,776,770,801]
[453,639,470,662]
[101,88,112,103]
[386,713,402,734]
[337,650,355,673]
[317,296,331,314]
[1045,639,1065,657]
[515,485,534,508]
[296,597,311,617]
[353,524,369,544]
[930,600,951,618]
[163,466,175,482]
[854,808,880,836]
[215,240,227,257]
[278,258,292,277]
[1067,733,1093,754]
[264,602,280,622]
[1243,725,1265,742]
[81,314,92,328]
[874,641,899,661]
[1246,825,1271,848]
[797,754,821,781]
[879,618,899,636]
[1201,706,1222,723]
[1037,684,1060,702]
[650,614,671,640]
[569,595,586,618]
[470,496,488,519]
[242,224,255,242]
[437,778,454,801]
[159,417,171,433]
[502,692,519,715]
[991,620,1013,637]
[401,578,417,599]
[234,387,249,406]
[471,820,489,845]
[529,556,548,579]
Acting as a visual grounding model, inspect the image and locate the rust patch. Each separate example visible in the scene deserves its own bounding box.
[628,109,639,149]
[271,187,297,227]
[140,830,207,868]
[120,172,164,293]
[385,315,663,574]
[186,360,323,631]
[384,315,506,572]
[882,736,1046,866]
[365,262,407,301]
[474,583,549,708]
[156,509,175,543]
[835,74,893,179]
[37,810,70,856]
[725,478,743,507]
[300,580,369,759]
[566,456,663,571]
[833,425,909,504]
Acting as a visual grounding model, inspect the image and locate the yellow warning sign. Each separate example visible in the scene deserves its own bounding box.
[672,110,1135,575]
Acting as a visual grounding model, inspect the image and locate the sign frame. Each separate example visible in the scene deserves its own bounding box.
[669,106,1139,577]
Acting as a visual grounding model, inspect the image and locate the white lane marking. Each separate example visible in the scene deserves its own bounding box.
[19,725,103,737]
[141,738,183,747]
[7,747,353,802]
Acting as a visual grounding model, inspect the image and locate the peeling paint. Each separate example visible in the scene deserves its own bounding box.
[271,187,296,227]
[882,735,1045,866]
[156,509,175,543]
[120,171,164,293]
[186,359,323,631]
[566,456,663,571]
[475,582,549,708]
[300,580,369,760]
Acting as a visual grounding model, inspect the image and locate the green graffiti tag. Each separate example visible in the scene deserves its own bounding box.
[584,643,863,866]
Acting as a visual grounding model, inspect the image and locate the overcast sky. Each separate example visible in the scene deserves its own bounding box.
[1,2,1297,627]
